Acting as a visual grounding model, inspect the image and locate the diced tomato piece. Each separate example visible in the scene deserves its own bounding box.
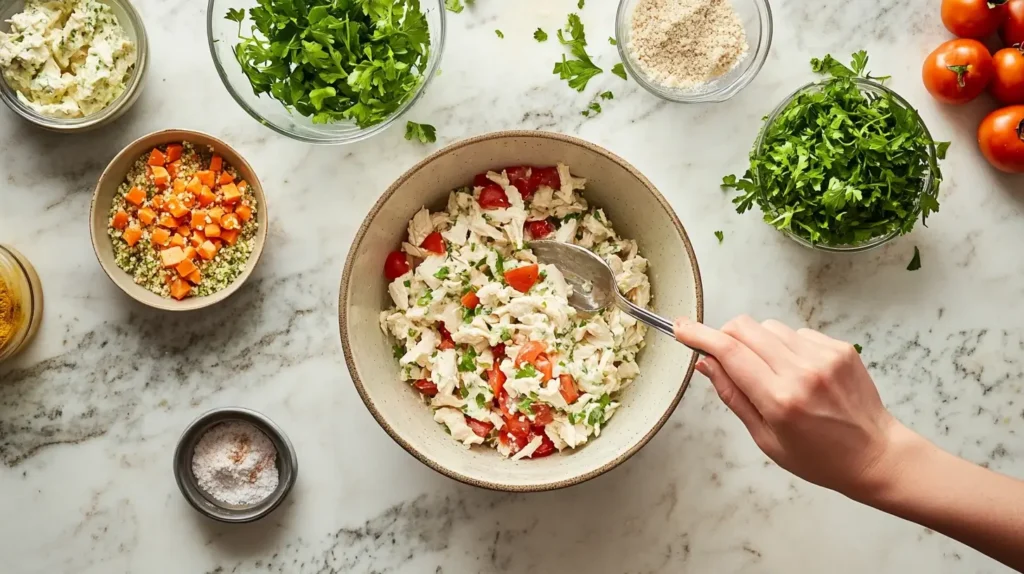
[492,343,505,360]
[438,324,456,350]
[496,389,515,418]
[505,166,530,183]
[473,173,492,188]
[525,220,555,239]
[531,434,556,458]
[515,341,547,367]
[499,430,529,452]
[413,379,438,397]
[505,264,539,293]
[488,365,506,397]
[559,374,579,404]
[384,250,411,280]
[504,166,535,198]
[530,403,554,426]
[461,290,479,309]
[505,415,531,440]
[466,417,494,438]
[420,231,446,254]
[529,166,560,191]
[534,353,553,381]
[478,184,510,209]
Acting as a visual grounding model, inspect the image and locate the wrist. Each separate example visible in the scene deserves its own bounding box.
[845,418,933,507]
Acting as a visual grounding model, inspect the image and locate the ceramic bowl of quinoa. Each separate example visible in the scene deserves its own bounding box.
[90,129,268,311]
[339,131,704,491]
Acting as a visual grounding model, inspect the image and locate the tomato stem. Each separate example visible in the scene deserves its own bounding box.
[947,65,970,88]
[1016,118,1024,142]
[987,0,1009,7]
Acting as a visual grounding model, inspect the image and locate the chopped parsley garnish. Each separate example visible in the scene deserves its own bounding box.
[517,395,534,413]
[229,0,431,129]
[853,343,863,354]
[458,347,478,372]
[600,91,614,100]
[476,394,488,408]
[907,246,922,271]
[495,29,504,39]
[516,363,538,378]
[403,280,411,287]
[714,230,724,243]
[534,28,548,42]
[608,36,617,46]
[417,291,433,306]
[722,51,948,247]
[494,251,505,278]
[392,344,405,359]
[407,328,418,338]
[460,385,470,398]
[405,121,437,143]
[500,328,512,342]
[444,0,463,13]
[553,14,603,92]
[577,0,585,7]
[434,266,450,279]
[611,63,627,80]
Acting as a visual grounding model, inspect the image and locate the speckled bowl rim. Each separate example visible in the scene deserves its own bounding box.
[88,129,268,311]
[338,130,704,492]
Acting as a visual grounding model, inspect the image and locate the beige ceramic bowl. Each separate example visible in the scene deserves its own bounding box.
[90,129,268,311]
[339,131,704,491]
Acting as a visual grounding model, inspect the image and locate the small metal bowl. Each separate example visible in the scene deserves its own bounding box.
[173,408,297,523]
[0,0,149,132]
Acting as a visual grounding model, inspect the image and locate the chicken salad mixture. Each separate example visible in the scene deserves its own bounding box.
[379,164,651,459]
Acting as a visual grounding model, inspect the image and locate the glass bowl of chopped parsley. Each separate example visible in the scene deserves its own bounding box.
[208,0,445,145]
[723,52,949,252]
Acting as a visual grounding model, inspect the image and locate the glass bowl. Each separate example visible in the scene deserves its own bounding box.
[0,0,148,132]
[615,0,772,103]
[0,244,43,363]
[206,0,445,145]
[752,78,939,253]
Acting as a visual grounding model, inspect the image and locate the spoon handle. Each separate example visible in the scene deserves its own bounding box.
[616,296,706,356]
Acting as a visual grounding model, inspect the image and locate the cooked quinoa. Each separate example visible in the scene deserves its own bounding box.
[106,141,258,299]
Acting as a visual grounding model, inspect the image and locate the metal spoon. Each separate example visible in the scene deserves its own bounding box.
[529,240,704,354]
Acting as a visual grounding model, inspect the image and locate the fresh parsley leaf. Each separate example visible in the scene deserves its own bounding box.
[553,14,603,91]
[578,0,585,7]
[230,0,431,129]
[723,51,948,247]
[392,344,405,359]
[500,328,512,342]
[516,363,538,378]
[445,0,464,13]
[225,8,244,34]
[534,28,548,42]
[405,121,437,144]
[458,347,478,372]
[517,395,534,413]
[495,29,504,38]
[608,36,617,46]
[611,63,627,80]
[589,102,601,113]
[853,343,863,354]
[460,386,470,399]
[403,280,411,288]
[907,246,922,271]
[433,266,450,279]
[600,91,614,100]
[476,394,487,408]
[417,291,433,306]
[714,230,724,243]
[494,251,505,277]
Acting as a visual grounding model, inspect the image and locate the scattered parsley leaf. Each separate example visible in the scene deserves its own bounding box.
[230,0,431,129]
[600,91,614,99]
[714,230,724,243]
[417,291,433,306]
[392,344,406,360]
[553,14,603,91]
[589,102,601,113]
[476,394,487,408]
[500,328,512,341]
[225,8,244,34]
[516,363,538,378]
[611,62,627,80]
[534,28,548,42]
[578,0,585,7]
[853,343,863,354]
[608,36,617,45]
[722,51,947,247]
[495,29,504,38]
[458,347,478,372]
[907,246,922,271]
[445,0,464,13]
[405,121,437,144]
[433,266,450,279]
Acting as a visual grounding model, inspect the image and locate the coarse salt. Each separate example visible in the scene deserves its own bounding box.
[629,0,749,90]
[191,421,279,506]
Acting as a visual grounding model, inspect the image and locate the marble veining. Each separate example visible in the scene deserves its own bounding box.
[1,0,1023,572]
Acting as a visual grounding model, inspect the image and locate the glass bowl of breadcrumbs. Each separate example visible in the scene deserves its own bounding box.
[615,0,773,103]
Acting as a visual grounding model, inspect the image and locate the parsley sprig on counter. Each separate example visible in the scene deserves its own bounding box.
[722,51,949,247]
[553,14,602,91]
[227,0,430,129]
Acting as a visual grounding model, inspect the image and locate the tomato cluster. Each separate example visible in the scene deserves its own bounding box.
[928,0,1024,172]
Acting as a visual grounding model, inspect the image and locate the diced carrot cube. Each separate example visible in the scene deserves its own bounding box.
[165,143,183,163]
[151,166,171,188]
[175,258,197,278]
[198,186,216,207]
[217,171,234,186]
[209,155,223,172]
[122,224,142,246]
[187,269,202,284]
[161,246,186,268]
[183,246,198,260]
[169,234,186,249]
[172,178,185,194]
[148,148,166,166]
[220,228,240,245]
[186,176,203,195]
[198,240,218,260]
[111,209,129,230]
[176,225,191,238]
[167,200,189,218]
[205,223,221,238]
[170,278,191,300]
[138,207,157,225]
[220,213,240,230]
[158,213,178,228]
[220,183,241,205]
[197,170,215,187]
[234,204,253,223]
[151,195,165,209]
[151,227,171,246]
[125,186,146,206]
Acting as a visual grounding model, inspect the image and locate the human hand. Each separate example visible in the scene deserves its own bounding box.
[675,316,906,500]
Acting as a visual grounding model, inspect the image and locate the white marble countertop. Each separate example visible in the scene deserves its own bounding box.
[2,0,1023,572]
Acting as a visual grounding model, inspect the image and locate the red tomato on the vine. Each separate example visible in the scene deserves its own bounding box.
[383,251,410,280]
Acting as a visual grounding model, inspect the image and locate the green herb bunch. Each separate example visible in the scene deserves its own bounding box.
[722,51,949,247]
[227,0,431,129]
